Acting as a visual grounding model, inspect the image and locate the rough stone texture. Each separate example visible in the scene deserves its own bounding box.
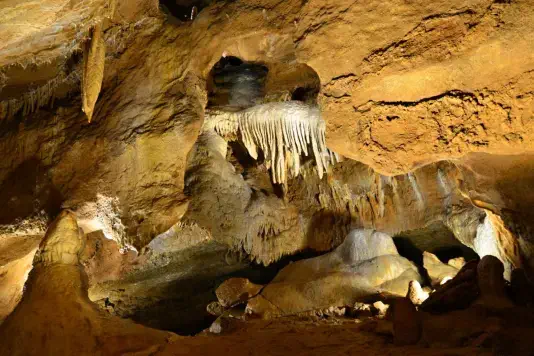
[475,255,513,308]
[319,1,534,175]
[392,298,421,346]
[85,221,249,334]
[215,277,263,308]
[0,234,41,322]
[0,0,534,351]
[246,229,423,318]
[0,210,172,356]
[0,13,204,249]
[0,4,530,311]
[448,257,466,270]
[407,280,429,306]
[423,251,460,287]
[510,268,534,307]
[420,260,480,314]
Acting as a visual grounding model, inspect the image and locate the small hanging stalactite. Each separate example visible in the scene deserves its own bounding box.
[81,23,106,122]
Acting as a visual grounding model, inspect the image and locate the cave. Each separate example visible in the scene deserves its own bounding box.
[159,0,214,21]
[1,1,534,355]
[207,56,269,109]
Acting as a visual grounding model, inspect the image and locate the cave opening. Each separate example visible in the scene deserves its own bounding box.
[159,0,214,21]
[207,56,269,110]
[393,221,478,282]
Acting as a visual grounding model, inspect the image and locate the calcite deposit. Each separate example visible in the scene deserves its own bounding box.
[1,0,534,355]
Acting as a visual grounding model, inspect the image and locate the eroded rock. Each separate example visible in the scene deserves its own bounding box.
[407,280,429,306]
[423,251,460,287]
[215,277,263,308]
[392,298,421,346]
[246,229,422,318]
[0,211,171,356]
[475,255,513,308]
[420,260,479,313]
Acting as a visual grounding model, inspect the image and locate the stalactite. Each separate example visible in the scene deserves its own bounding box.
[0,69,81,120]
[212,101,341,184]
[81,22,106,122]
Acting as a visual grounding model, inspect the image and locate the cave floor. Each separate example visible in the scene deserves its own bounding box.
[158,317,490,356]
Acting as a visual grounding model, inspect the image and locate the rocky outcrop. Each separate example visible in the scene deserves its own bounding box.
[0,0,531,273]
[423,251,460,287]
[215,277,263,308]
[0,211,172,355]
[0,234,41,322]
[245,229,422,318]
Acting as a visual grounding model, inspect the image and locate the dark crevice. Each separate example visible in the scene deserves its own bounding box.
[207,56,269,110]
[159,0,214,21]
[393,221,478,281]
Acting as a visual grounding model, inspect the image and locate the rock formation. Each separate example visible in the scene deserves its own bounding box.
[211,101,340,184]
[0,211,171,356]
[245,229,423,318]
[423,251,461,287]
[0,0,534,354]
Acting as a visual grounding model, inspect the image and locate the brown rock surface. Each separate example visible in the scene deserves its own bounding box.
[246,229,422,318]
[475,255,513,308]
[423,251,460,287]
[392,298,421,346]
[0,1,533,353]
[0,234,41,322]
[0,211,172,356]
[420,260,480,313]
[215,277,263,308]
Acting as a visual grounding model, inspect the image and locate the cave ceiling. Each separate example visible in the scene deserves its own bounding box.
[0,0,534,346]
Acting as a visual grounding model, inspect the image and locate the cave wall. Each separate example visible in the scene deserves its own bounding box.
[1,0,534,335]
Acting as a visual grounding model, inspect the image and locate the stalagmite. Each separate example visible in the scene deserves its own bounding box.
[407,280,429,305]
[211,101,340,184]
[81,23,106,122]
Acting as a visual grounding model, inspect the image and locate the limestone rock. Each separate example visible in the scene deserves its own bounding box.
[448,257,466,270]
[246,229,422,317]
[33,210,83,266]
[347,302,373,318]
[510,269,534,307]
[208,316,228,334]
[207,301,225,317]
[420,307,498,348]
[392,298,421,346]
[423,251,460,287]
[372,301,390,317]
[420,260,479,313]
[216,277,263,308]
[81,23,105,122]
[0,211,172,356]
[407,280,429,306]
[475,255,513,308]
[0,235,41,322]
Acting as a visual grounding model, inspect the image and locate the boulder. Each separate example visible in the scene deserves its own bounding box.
[510,268,534,307]
[372,301,390,317]
[420,260,479,313]
[407,280,429,306]
[206,301,225,316]
[448,257,466,270]
[246,229,422,317]
[215,277,263,308]
[392,298,421,346]
[475,255,513,308]
[423,251,460,287]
